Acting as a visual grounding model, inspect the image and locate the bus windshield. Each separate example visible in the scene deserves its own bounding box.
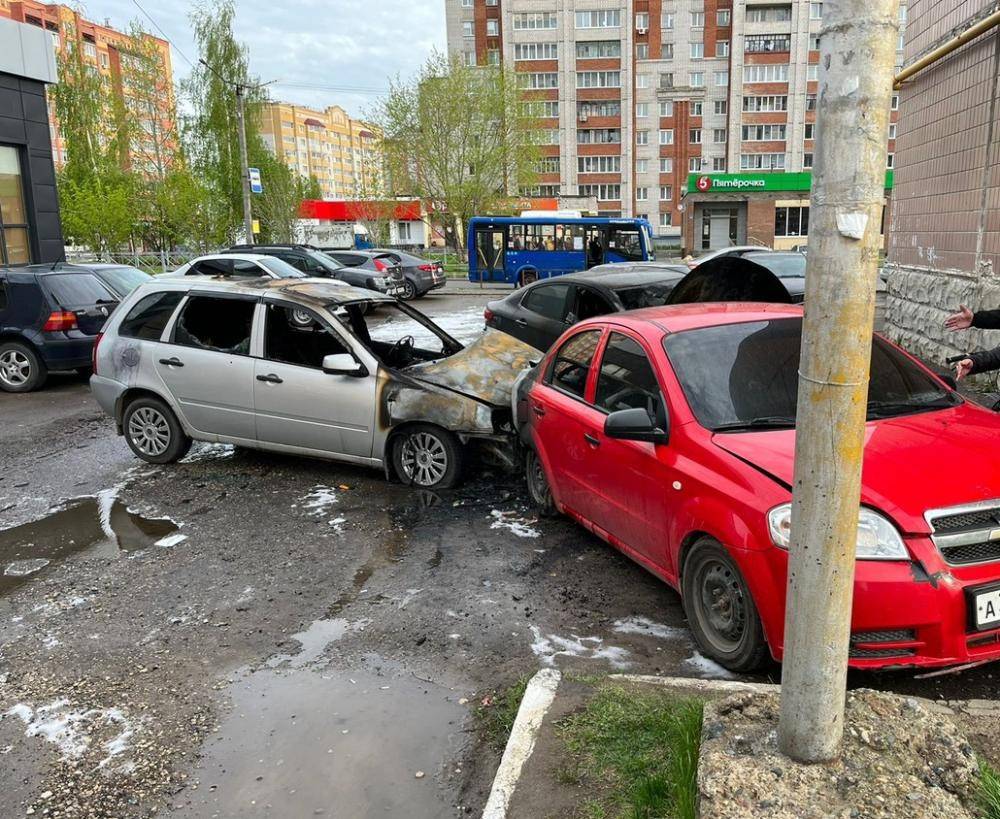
[467,217,653,286]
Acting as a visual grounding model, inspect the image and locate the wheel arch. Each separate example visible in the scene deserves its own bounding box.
[383,420,458,483]
[116,387,180,428]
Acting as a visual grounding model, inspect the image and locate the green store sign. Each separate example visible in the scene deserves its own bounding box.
[687,171,894,193]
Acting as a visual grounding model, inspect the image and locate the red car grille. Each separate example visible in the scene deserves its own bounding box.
[926,502,1000,566]
[848,629,918,660]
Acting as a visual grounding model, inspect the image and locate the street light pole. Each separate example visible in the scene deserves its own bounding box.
[777,0,898,763]
[235,83,254,245]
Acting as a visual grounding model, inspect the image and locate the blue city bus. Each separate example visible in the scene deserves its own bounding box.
[467,215,656,286]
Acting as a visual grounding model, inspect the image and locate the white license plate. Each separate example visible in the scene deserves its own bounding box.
[974,587,1000,629]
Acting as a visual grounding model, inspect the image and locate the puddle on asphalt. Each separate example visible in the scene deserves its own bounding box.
[174,668,464,818]
[0,494,179,595]
[327,528,411,616]
[265,618,351,669]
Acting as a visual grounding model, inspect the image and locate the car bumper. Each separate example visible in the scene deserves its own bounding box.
[36,333,95,370]
[384,281,406,298]
[744,539,1000,670]
[90,374,126,421]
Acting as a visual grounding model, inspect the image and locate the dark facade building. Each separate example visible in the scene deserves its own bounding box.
[0,16,61,265]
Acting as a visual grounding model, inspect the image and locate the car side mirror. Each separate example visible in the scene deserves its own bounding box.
[604,407,669,444]
[564,312,577,325]
[322,353,368,377]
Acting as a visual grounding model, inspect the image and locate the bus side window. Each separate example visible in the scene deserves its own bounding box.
[510,224,524,250]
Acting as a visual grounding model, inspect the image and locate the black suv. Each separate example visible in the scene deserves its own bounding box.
[0,264,120,392]
[225,244,405,297]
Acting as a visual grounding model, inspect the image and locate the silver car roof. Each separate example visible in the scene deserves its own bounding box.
[128,276,394,306]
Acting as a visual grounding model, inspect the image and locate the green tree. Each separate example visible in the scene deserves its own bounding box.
[372,51,538,250]
[58,171,136,255]
[252,154,315,244]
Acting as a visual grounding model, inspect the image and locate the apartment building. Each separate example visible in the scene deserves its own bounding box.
[0,0,174,174]
[258,102,381,201]
[445,0,902,251]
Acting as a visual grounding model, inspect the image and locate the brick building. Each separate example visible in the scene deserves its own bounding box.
[884,0,1000,366]
[258,102,381,201]
[444,0,902,252]
[0,0,174,174]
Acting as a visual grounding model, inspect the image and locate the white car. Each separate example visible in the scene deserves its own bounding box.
[163,253,344,282]
[687,245,772,269]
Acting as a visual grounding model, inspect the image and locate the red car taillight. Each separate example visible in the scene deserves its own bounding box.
[484,308,494,323]
[43,310,78,332]
[92,331,103,376]
[419,264,434,272]
[373,259,387,272]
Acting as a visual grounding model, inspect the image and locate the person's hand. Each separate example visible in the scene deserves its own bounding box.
[955,358,974,380]
[946,305,974,331]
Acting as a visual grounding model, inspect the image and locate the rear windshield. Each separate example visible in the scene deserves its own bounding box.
[309,251,344,270]
[615,282,676,310]
[98,266,150,295]
[43,273,114,307]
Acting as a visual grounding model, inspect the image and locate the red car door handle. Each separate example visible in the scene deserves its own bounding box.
[584,433,600,447]
[532,404,546,417]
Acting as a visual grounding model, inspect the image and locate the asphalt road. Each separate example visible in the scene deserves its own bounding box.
[1,288,995,819]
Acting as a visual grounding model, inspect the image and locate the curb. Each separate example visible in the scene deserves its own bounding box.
[481,668,561,819]
[611,674,779,695]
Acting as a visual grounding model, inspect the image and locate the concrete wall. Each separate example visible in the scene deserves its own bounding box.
[885,0,1000,373]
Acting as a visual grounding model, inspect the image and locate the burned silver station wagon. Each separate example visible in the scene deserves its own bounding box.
[89,278,536,489]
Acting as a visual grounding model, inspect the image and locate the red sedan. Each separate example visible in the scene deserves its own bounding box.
[518,302,1000,672]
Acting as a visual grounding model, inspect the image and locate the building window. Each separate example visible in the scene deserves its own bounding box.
[690,72,704,87]
[717,9,731,26]
[775,206,809,237]
[659,73,673,89]
[659,185,672,200]
[577,71,621,88]
[690,11,705,27]
[637,130,649,145]
[660,158,673,173]
[663,12,674,29]
[811,35,821,50]
[398,222,413,242]
[807,64,819,81]
[636,187,649,201]
[577,128,621,144]
[535,156,561,174]
[463,51,476,66]
[748,6,792,22]
[462,21,473,37]
[486,0,497,4]
[744,95,788,112]
[663,42,674,59]
[659,129,674,145]
[636,12,649,30]
[803,152,813,168]
[636,159,649,173]
[486,19,499,36]
[744,64,789,83]
[713,128,726,143]
[487,49,500,65]
[888,123,897,139]
[636,103,650,118]
[891,94,899,110]
[0,146,31,264]
[810,3,823,19]
[578,184,621,201]
[717,40,729,57]
[519,72,559,89]
[513,12,557,29]
[461,0,472,6]
[689,129,702,144]
[714,99,728,115]
[637,73,650,88]
[714,71,729,86]
[637,43,649,59]
[576,10,621,28]
[690,42,703,59]
[887,153,894,168]
[83,41,96,59]
[689,157,705,171]
[659,101,674,117]
[712,157,727,171]
[578,100,621,118]
[576,40,619,58]
[745,35,791,53]
[578,155,622,173]
[536,128,560,144]
[806,94,817,111]
[659,212,673,228]
[692,101,704,116]
[740,153,786,170]
[742,124,788,141]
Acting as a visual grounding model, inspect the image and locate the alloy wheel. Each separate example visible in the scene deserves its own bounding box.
[399,432,449,487]
[0,350,30,388]
[127,406,172,457]
[694,559,748,653]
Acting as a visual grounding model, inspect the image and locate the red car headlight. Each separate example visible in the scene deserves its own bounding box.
[767,503,908,560]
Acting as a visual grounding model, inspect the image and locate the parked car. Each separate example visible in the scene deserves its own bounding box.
[485,264,689,351]
[321,250,417,300]
[517,302,1000,673]
[668,254,805,305]
[366,248,447,299]
[688,245,771,269]
[225,244,405,297]
[0,265,119,392]
[75,263,153,298]
[90,278,535,489]
[163,253,309,280]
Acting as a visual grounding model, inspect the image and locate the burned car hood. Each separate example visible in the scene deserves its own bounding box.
[711,401,1000,534]
[404,329,538,406]
[667,257,793,305]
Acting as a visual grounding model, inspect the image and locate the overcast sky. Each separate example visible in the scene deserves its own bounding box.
[75,0,447,118]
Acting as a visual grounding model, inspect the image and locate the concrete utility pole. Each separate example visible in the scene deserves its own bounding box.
[777,0,899,763]
[234,84,254,245]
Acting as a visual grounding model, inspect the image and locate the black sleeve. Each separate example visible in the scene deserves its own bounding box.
[969,346,1000,375]
[972,309,1000,330]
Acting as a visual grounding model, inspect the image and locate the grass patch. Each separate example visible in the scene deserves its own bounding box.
[980,759,1000,819]
[476,675,531,753]
[559,685,703,819]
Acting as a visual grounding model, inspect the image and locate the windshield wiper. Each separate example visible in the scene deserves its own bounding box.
[866,397,956,419]
[712,415,796,432]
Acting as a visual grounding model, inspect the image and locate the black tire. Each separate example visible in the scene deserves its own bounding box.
[519,269,538,287]
[123,396,192,464]
[400,279,418,301]
[525,449,557,517]
[75,366,93,378]
[681,538,768,673]
[391,424,462,489]
[0,341,47,393]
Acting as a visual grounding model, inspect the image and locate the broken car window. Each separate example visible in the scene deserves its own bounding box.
[118,291,184,340]
[264,303,349,369]
[548,329,601,399]
[173,295,255,355]
[331,301,460,370]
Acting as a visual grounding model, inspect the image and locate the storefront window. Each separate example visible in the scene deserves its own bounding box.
[775,206,810,237]
[0,147,31,265]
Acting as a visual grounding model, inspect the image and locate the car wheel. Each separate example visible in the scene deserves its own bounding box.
[525,449,557,517]
[681,538,768,673]
[123,396,192,464]
[400,279,418,301]
[0,341,47,393]
[392,425,462,489]
[519,269,538,287]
